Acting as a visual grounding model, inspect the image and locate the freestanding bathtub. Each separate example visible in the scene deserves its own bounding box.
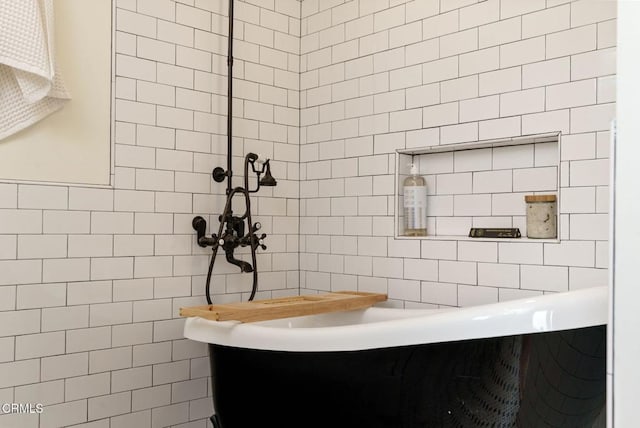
[184,286,608,428]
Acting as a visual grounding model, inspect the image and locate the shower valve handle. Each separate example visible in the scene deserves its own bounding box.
[258,233,267,251]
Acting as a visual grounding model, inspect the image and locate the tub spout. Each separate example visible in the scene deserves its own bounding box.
[218,229,254,273]
[225,250,254,273]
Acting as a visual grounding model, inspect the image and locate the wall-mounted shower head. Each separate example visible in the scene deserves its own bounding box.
[259,162,277,187]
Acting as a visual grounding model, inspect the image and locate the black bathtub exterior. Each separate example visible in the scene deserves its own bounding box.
[207,325,606,428]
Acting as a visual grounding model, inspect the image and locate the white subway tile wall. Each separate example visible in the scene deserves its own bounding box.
[300,0,614,308]
[0,0,616,426]
[0,0,301,426]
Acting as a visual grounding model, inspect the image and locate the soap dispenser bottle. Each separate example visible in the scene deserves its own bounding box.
[403,163,427,236]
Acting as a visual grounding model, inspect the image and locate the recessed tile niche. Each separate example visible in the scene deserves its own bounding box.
[395,132,560,242]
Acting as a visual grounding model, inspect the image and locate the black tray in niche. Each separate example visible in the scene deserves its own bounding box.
[468,228,522,238]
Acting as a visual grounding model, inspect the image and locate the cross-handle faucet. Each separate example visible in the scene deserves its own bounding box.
[216,221,265,273]
[192,152,275,273]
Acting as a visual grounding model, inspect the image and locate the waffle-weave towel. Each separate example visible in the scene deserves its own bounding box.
[0,0,70,140]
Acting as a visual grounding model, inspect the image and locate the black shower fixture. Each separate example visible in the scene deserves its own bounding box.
[259,162,277,187]
[191,0,275,305]
[192,152,273,282]
[212,153,276,190]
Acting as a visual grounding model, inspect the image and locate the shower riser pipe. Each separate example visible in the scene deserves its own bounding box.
[226,0,234,198]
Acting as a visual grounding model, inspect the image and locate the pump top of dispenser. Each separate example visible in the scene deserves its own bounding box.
[409,163,418,175]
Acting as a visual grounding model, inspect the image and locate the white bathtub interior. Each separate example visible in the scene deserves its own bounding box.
[184,286,608,353]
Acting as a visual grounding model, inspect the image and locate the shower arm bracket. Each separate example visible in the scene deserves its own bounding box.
[210,153,276,194]
[212,167,230,184]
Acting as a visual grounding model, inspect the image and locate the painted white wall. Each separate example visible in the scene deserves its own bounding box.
[0,1,301,426]
[614,1,640,426]
[0,0,112,186]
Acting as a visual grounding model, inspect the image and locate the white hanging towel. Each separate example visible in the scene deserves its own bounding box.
[0,0,71,140]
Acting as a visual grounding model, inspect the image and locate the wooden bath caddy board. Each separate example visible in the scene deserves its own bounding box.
[179,291,387,323]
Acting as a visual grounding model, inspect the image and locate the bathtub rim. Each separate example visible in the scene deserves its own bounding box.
[183,286,608,352]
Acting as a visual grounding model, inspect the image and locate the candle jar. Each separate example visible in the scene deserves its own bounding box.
[525,195,557,239]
